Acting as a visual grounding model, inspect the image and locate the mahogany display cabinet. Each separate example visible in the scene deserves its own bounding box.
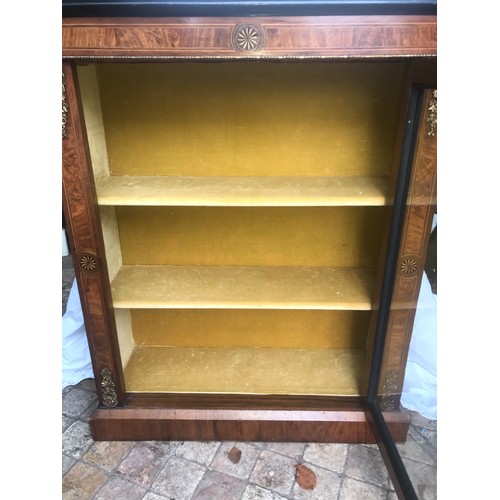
[62,1,437,447]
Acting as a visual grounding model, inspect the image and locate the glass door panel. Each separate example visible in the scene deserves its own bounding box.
[367,87,437,499]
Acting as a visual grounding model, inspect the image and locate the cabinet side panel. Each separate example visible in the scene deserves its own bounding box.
[76,64,111,184]
[78,65,124,282]
[115,309,134,369]
[99,206,122,282]
[62,62,126,406]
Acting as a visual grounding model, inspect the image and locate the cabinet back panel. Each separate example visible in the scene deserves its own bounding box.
[131,309,370,348]
[116,206,385,267]
[96,62,404,177]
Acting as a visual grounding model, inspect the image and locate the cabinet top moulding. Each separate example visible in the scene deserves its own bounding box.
[62,15,436,59]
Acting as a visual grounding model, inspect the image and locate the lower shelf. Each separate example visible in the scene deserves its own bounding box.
[123,347,365,396]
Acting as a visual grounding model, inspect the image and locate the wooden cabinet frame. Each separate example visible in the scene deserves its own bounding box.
[62,14,436,443]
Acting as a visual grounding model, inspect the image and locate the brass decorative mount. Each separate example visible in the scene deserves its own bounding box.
[62,71,69,138]
[427,89,437,137]
[100,368,118,407]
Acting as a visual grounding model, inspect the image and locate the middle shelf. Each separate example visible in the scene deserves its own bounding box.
[96,175,390,207]
[110,265,377,310]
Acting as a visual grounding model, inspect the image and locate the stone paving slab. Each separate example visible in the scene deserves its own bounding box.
[176,440,221,466]
[115,442,173,487]
[62,461,108,500]
[291,463,342,499]
[62,388,98,419]
[302,443,349,473]
[62,421,94,460]
[150,456,206,499]
[192,470,247,499]
[211,442,262,480]
[242,484,288,500]
[344,444,391,489]
[83,441,136,472]
[250,449,298,497]
[338,477,389,500]
[94,476,148,500]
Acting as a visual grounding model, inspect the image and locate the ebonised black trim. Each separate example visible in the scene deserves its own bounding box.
[62,0,437,18]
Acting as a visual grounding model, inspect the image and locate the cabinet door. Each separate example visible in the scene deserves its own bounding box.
[366,86,437,499]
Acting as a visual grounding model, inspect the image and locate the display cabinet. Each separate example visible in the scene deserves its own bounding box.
[62,1,436,445]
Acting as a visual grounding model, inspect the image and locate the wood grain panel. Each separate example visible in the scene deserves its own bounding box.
[89,407,409,443]
[62,16,436,58]
[62,62,126,407]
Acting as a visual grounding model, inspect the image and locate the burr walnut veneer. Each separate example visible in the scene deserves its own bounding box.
[62,13,436,442]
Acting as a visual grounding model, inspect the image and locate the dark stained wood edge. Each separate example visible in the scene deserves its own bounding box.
[62,62,126,407]
[125,393,364,410]
[62,15,436,58]
[89,407,409,442]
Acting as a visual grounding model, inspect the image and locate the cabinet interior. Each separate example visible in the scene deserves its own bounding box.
[77,61,405,396]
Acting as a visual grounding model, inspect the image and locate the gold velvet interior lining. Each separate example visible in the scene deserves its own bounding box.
[96,62,404,177]
[116,206,385,267]
[131,309,370,349]
[123,346,365,395]
[83,60,405,396]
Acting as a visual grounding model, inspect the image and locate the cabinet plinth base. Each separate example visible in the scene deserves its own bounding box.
[89,407,410,443]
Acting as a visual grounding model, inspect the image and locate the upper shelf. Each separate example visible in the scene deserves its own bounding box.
[96,176,389,207]
[110,265,376,310]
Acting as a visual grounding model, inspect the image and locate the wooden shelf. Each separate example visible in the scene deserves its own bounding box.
[124,346,366,396]
[111,265,376,310]
[96,176,389,207]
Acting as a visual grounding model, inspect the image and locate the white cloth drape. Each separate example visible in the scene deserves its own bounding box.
[400,215,437,420]
[62,279,93,388]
